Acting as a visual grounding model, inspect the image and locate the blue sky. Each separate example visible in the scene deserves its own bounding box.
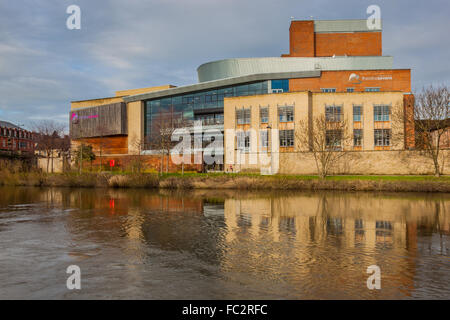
[0,0,449,130]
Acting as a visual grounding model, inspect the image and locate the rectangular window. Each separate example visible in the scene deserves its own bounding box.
[279,130,294,147]
[325,105,342,122]
[347,88,354,93]
[374,129,390,146]
[215,113,224,124]
[237,131,251,152]
[374,105,390,121]
[353,129,363,146]
[321,88,336,93]
[365,87,380,92]
[278,106,294,122]
[326,130,342,149]
[260,107,268,123]
[260,130,268,148]
[236,108,251,124]
[353,105,362,122]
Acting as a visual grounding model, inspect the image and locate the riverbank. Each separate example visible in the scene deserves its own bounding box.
[1,170,449,192]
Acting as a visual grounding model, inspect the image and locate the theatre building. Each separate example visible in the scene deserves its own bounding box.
[70,19,424,174]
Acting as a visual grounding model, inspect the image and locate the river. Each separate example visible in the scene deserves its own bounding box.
[0,187,448,299]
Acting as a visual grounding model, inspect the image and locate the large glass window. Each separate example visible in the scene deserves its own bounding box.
[278,106,294,122]
[326,130,342,149]
[354,129,363,146]
[374,105,390,121]
[279,130,294,147]
[260,107,268,123]
[353,106,362,122]
[144,81,269,145]
[271,79,289,93]
[325,105,342,122]
[237,131,251,152]
[236,108,251,124]
[260,130,268,148]
[374,129,390,146]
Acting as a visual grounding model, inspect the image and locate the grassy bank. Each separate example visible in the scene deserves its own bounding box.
[0,170,449,192]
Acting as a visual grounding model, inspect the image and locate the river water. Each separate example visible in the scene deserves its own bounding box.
[0,186,448,299]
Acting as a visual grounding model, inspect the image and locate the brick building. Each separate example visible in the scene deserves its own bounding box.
[0,120,35,155]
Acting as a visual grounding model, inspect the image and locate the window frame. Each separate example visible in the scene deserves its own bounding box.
[353,105,363,122]
[353,129,363,147]
[279,129,294,147]
[374,105,391,122]
[278,105,294,123]
[374,129,391,147]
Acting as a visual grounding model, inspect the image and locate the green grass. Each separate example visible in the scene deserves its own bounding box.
[157,172,449,182]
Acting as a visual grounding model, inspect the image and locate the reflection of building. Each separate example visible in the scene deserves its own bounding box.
[5,187,446,298]
[69,19,416,173]
[221,194,449,298]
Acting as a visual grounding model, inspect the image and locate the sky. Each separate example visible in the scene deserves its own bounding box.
[0,0,449,130]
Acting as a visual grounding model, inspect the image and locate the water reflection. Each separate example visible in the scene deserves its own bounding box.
[0,187,448,299]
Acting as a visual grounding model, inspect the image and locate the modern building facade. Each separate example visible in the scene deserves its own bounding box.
[70,19,417,173]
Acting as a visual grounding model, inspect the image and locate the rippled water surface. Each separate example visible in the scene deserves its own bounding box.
[0,187,449,299]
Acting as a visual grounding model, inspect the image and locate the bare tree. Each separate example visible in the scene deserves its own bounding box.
[147,108,190,174]
[129,136,146,173]
[96,124,109,171]
[392,85,449,176]
[31,120,66,173]
[296,113,352,178]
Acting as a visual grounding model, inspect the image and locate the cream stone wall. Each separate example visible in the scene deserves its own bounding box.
[127,100,144,154]
[276,150,449,175]
[223,91,448,175]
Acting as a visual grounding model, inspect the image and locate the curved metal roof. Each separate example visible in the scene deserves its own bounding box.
[197,56,393,82]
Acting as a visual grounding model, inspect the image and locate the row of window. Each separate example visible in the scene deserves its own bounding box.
[1,139,32,149]
[236,105,391,124]
[236,128,391,151]
[237,106,295,124]
[236,129,295,151]
[1,128,32,139]
[321,88,381,93]
[194,113,224,126]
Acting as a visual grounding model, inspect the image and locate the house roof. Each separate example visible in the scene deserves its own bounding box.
[0,120,22,130]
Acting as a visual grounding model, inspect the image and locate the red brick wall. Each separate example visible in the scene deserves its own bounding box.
[315,32,382,57]
[283,21,382,57]
[287,21,315,57]
[403,94,415,149]
[289,69,411,93]
[86,154,202,173]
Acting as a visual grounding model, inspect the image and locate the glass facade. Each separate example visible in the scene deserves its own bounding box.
[271,79,289,93]
[144,81,269,146]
